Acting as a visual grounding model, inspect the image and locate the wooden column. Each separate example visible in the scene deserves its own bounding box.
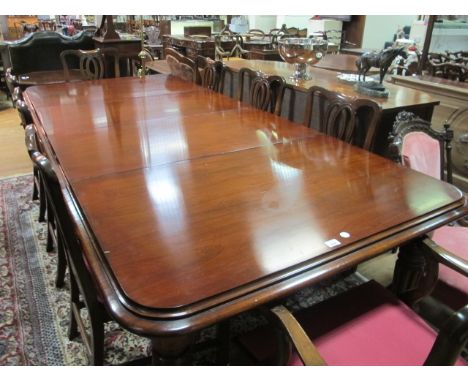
[417,15,437,75]
[391,238,439,306]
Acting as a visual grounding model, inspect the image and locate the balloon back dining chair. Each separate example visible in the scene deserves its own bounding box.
[238,67,286,115]
[303,85,381,151]
[197,55,224,92]
[164,47,201,84]
[25,125,64,286]
[60,47,120,81]
[26,129,119,365]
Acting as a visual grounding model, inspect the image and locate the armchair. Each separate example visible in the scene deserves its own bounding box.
[240,276,467,365]
[389,111,467,313]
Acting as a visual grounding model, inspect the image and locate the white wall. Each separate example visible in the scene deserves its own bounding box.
[0,15,7,40]
[276,15,310,29]
[361,15,418,50]
[247,16,276,31]
[244,15,423,49]
[247,15,312,33]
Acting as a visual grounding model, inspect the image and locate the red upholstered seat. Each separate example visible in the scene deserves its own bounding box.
[240,281,467,366]
[432,226,468,296]
[430,226,468,311]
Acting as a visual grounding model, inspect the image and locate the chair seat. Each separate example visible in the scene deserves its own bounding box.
[432,226,468,295]
[240,280,467,366]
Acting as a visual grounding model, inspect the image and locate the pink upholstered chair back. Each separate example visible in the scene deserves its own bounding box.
[389,111,453,183]
[401,131,442,179]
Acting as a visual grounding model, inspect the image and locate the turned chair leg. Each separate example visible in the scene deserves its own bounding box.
[46,207,55,252]
[46,227,54,252]
[46,210,54,252]
[55,236,66,288]
[32,167,39,201]
[90,316,105,366]
[38,176,46,222]
[68,270,80,340]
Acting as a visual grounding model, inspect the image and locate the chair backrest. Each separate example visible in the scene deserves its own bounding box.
[218,65,236,98]
[445,50,468,66]
[247,29,266,40]
[145,26,160,44]
[215,34,249,61]
[198,56,224,92]
[269,25,293,47]
[164,47,200,84]
[16,99,33,128]
[303,86,381,151]
[238,67,286,114]
[214,34,231,61]
[267,27,285,49]
[11,85,24,106]
[297,28,308,38]
[286,27,299,36]
[442,63,466,82]
[24,124,39,155]
[60,48,106,81]
[24,126,100,314]
[427,61,466,82]
[428,52,449,64]
[389,111,454,183]
[230,35,250,59]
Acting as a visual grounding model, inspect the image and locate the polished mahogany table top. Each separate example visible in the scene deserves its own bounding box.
[14,69,83,86]
[390,73,468,92]
[147,55,368,75]
[146,59,172,75]
[224,59,439,111]
[313,53,378,73]
[25,75,466,336]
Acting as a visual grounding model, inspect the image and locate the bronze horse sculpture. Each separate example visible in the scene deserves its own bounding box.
[356,47,408,84]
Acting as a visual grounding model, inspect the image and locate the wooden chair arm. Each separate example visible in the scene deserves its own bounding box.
[270,305,327,366]
[424,304,468,365]
[420,236,468,364]
[422,237,468,277]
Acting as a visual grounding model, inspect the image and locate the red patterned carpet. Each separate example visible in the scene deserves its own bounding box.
[0,174,151,365]
[0,174,363,365]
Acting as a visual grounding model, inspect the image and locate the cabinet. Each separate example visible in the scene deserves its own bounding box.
[162,35,235,60]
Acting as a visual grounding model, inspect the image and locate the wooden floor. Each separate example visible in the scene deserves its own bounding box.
[0,95,31,178]
[0,90,395,285]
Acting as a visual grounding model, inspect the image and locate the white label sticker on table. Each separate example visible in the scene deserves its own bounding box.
[325,239,341,248]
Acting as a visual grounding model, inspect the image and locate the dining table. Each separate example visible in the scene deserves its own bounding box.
[24,74,467,365]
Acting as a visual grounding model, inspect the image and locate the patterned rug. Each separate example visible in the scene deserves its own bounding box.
[0,174,363,365]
